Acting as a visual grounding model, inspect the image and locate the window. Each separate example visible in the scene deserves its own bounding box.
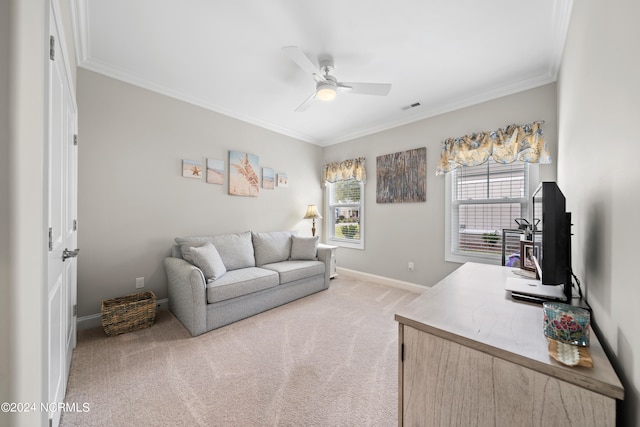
[445,159,538,264]
[325,178,364,249]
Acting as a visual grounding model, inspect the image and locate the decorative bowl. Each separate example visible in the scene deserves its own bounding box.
[542,302,590,346]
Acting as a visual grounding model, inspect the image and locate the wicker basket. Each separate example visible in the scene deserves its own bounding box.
[101,291,156,337]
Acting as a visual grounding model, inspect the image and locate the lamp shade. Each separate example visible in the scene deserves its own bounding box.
[303,205,322,219]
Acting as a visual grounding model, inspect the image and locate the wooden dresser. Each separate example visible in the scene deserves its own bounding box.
[395,262,624,427]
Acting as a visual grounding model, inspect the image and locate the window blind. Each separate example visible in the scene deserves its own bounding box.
[328,179,362,242]
[452,160,528,256]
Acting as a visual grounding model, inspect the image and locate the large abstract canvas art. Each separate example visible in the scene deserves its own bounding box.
[376,147,426,203]
[229,150,260,196]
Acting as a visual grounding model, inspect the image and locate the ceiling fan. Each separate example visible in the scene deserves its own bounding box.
[282,46,392,112]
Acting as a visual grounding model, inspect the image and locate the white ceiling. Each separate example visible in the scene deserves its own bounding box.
[73,0,573,146]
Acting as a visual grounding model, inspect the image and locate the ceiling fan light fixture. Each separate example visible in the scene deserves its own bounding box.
[316,84,336,101]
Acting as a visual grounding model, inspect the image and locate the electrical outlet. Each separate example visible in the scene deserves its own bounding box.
[135,277,144,289]
[408,262,414,271]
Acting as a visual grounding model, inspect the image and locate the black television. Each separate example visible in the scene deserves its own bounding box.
[532,182,572,301]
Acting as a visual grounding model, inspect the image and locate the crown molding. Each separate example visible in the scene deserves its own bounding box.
[74,0,322,145]
[72,0,90,65]
[79,58,322,145]
[72,0,570,147]
[322,71,557,146]
[547,0,574,78]
[81,55,556,148]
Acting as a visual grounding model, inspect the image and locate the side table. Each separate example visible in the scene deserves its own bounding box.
[318,244,338,278]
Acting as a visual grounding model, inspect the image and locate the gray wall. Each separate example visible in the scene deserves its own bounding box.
[0,0,11,422]
[558,0,640,424]
[76,72,558,321]
[2,0,50,425]
[77,69,324,317]
[323,84,558,287]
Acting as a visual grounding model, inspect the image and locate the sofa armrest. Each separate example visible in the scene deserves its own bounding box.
[316,246,332,289]
[164,257,207,336]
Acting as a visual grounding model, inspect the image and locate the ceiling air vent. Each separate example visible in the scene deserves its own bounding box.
[401,102,421,111]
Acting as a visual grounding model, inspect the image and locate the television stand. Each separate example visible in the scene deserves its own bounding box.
[395,263,622,426]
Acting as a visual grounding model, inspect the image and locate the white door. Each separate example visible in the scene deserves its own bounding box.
[47,4,78,426]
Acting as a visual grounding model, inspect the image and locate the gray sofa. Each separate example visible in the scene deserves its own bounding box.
[164,231,331,336]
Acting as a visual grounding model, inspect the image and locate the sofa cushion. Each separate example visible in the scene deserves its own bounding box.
[176,231,255,271]
[190,242,226,281]
[262,260,325,285]
[206,267,279,304]
[252,231,292,266]
[290,235,319,260]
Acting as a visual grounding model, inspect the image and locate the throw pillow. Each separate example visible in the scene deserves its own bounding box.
[252,231,293,266]
[210,231,255,271]
[290,236,319,260]
[190,242,227,281]
[175,236,214,263]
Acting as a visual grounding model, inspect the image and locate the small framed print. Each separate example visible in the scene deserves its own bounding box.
[182,159,203,179]
[206,158,224,185]
[277,173,288,188]
[262,167,275,189]
[520,240,541,272]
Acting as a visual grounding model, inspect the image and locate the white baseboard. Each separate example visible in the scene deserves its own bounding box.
[336,267,429,294]
[77,298,169,331]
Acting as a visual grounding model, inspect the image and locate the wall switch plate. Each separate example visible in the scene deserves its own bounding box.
[135,277,144,289]
[408,262,414,271]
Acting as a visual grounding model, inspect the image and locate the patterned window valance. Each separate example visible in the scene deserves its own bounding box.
[436,121,551,175]
[322,157,366,187]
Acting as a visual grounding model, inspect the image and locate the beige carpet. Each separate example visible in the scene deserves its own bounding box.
[61,276,419,426]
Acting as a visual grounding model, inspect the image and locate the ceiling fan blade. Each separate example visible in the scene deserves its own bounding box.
[294,91,317,112]
[282,46,326,83]
[338,82,392,96]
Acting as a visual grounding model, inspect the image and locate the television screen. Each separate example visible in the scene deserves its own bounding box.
[532,182,571,300]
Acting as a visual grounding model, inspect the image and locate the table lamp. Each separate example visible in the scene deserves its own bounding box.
[303,205,322,236]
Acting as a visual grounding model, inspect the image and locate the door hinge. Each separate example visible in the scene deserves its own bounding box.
[73,219,78,231]
[73,134,78,146]
[73,304,77,317]
[49,36,55,60]
[401,343,405,362]
[48,227,53,251]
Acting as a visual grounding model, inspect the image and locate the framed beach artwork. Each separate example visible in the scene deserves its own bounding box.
[182,159,203,179]
[206,158,224,185]
[262,167,275,189]
[277,173,288,188]
[229,150,260,197]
